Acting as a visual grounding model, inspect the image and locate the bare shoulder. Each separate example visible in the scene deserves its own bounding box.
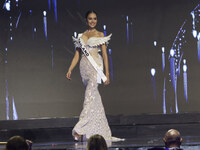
[98,32,105,37]
[82,30,88,36]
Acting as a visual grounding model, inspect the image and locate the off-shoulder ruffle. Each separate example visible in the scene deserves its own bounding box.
[72,33,112,48]
[72,35,81,48]
[87,34,112,47]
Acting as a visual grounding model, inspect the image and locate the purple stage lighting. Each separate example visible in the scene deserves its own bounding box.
[53,0,58,22]
[162,47,165,72]
[12,96,18,120]
[163,78,166,114]
[197,33,200,62]
[126,16,129,45]
[108,49,113,81]
[183,59,188,102]
[43,11,48,40]
[151,68,156,101]
[103,25,106,36]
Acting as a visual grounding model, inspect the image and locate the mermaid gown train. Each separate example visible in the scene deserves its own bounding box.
[72,33,123,141]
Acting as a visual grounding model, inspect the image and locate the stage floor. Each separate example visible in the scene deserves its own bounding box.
[1,113,200,150]
[1,136,200,150]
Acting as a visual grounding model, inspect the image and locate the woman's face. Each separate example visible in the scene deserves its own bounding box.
[86,13,97,29]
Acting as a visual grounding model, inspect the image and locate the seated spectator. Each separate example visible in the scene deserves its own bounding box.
[163,129,183,150]
[148,129,183,150]
[86,134,108,150]
[6,136,32,150]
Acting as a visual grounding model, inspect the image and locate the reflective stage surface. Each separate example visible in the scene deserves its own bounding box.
[1,136,200,150]
[1,114,200,150]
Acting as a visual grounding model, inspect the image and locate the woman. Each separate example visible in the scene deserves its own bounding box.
[66,10,123,141]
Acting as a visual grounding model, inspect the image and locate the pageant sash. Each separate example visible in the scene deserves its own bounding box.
[79,38,107,82]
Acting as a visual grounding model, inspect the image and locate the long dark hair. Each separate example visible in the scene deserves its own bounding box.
[85,10,97,19]
[86,134,108,150]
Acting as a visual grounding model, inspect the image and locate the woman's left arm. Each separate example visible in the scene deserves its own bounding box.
[100,32,110,85]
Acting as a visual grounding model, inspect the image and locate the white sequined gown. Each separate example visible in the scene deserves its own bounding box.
[72,33,123,141]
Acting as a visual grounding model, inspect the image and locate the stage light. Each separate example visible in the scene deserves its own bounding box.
[48,0,51,10]
[191,11,194,16]
[12,96,18,120]
[191,11,195,28]
[197,33,200,40]
[170,50,176,91]
[170,49,175,57]
[16,12,21,28]
[192,29,197,38]
[109,49,112,55]
[15,0,18,7]
[197,34,200,62]
[183,59,188,102]
[151,68,156,77]
[74,32,77,38]
[183,59,187,72]
[3,1,11,11]
[163,78,166,114]
[103,25,107,36]
[34,28,37,32]
[162,47,165,72]
[151,68,156,101]
[126,16,128,22]
[162,47,165,53]
[154,41,157,47]
[43,11,47,17]
[43,11,47,40]
[103,25,106,30]
[126,16,129,44]
[53,0,57,22]
[108,49,113,81]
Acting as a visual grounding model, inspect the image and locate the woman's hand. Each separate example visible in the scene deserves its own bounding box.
[66,71,72,80]
[104,75,110,86]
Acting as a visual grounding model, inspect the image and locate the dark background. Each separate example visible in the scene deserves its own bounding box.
[0,0,199,120]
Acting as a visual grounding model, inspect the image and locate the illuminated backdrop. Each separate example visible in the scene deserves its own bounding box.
[0,0,199,120]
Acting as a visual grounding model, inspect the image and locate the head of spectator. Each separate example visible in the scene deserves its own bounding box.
[6,136,32,150]
[86,134,108,150]
[163,129,182,149]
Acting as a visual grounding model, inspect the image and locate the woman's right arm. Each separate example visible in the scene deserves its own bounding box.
[66,48,81,80]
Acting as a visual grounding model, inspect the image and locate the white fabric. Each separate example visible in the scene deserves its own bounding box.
[72,33,112,48]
